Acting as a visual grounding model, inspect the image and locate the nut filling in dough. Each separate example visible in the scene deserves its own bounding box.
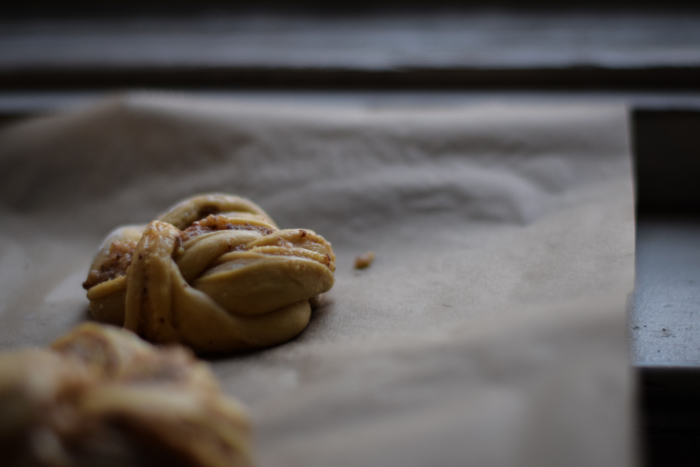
[0,323,252,467]
[83,194,336,353]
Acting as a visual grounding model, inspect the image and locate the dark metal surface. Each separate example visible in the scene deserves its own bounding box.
[1,12,700,89]
[632,109,700,367]
[635,110,700,211]
[633,218,700,366]
[640,367,700,467]
[632,108,700,466]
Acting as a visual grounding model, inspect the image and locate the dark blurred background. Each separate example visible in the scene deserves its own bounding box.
[2,0,700,15]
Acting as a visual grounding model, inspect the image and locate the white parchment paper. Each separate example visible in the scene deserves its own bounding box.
[0,94,635,467]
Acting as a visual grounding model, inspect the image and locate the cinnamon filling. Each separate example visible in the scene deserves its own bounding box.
[83,240,137,290]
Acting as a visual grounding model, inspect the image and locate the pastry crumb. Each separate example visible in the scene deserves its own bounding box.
[354,252,375,269]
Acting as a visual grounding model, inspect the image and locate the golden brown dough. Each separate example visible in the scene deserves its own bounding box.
[0,323,252,467]
[83,194,336,353]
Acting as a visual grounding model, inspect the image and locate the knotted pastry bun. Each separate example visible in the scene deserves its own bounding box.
[0,323,252,467]
[83,194,336,353]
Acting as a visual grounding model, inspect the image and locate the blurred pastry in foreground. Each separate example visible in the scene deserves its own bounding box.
[0,323,252,467]
[83,193,336,353]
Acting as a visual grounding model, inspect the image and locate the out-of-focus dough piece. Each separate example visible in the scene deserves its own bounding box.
[83,193,336,353]
[0,323,252,467]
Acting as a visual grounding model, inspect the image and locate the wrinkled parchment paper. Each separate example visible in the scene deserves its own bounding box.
[0,94,635,467]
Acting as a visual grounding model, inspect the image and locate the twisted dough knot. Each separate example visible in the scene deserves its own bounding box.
[83,194,336,353]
